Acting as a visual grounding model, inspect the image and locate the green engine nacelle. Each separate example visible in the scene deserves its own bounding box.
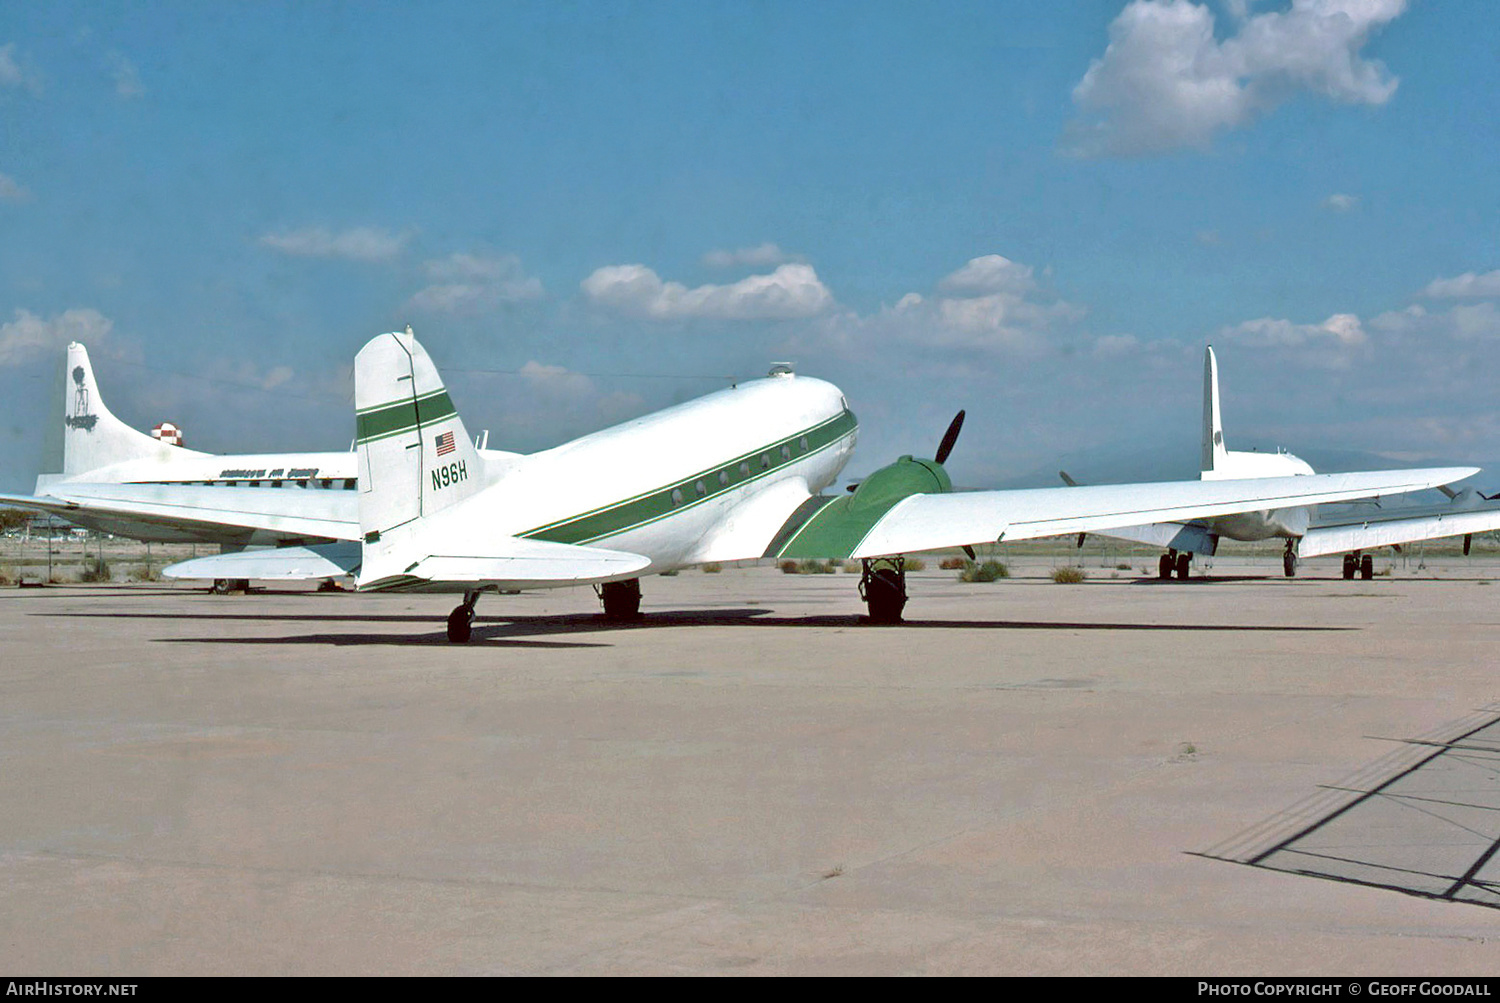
[769,455,954,559]
[848,455,952,512]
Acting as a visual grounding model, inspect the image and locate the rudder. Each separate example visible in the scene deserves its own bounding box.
[60,342,203,476]
[354,328,482,539]
[1201,345,1228,476]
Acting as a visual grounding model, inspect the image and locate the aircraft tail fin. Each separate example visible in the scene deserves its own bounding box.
[1201,345,1228,476]
[355,327,483,539]
[59,342,202,476]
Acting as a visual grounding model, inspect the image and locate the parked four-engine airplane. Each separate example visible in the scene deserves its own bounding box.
[158,329,1480,641]
[1065,347,1500,580]
[0,342,363,548]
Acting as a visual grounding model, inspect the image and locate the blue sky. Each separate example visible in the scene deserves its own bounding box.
[4,1,1499,491]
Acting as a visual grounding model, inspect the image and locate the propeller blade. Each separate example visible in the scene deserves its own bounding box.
[962,545,976,560]
[934,410,965,466]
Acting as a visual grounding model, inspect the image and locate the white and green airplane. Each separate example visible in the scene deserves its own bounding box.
[160,328,1480,641]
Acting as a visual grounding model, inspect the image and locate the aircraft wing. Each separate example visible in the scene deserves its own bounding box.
[773,467,1477,560]
[6,483,361,542]
[1298,506,1500,558]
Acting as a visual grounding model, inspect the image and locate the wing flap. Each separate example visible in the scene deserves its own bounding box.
[851,467,1477,559]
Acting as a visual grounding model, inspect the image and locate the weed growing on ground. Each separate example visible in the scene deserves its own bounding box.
[1051,566,1087,584]
[959,559,1009,583]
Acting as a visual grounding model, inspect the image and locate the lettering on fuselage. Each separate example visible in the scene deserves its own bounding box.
[431,460,467,492]
[218,467,320,479]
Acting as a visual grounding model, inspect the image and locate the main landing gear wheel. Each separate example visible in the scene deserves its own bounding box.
[1342,554,1357,580]
[1175,552,1191,580]
[1360,554,1374,580]
[1158,553,1173,579]
[599,578,642,620]
[859,557,908,624]
[446,589,481,644]
[210,578,250,595]
[1283,544,1297,578]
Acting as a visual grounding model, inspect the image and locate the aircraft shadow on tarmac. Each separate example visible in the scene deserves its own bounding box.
[1194,706,1500,911]
[40,605,1351,647]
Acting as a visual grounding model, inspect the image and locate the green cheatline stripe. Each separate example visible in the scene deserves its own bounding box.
[522,408,858,547]
[356,390,458,444]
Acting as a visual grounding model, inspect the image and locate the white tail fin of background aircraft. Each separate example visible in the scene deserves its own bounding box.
[355,327,485,540]
[1201,344,1228,475]
[60,342,207,475]
[1199,345,1313,480]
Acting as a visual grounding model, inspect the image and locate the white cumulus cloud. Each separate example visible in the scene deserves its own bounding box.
[702,243,795,269]
[518,360,596,398]
[0,308,113,367]
[805,253,1083,355]
[0,172,31,202]
[0,43,42,94]
[937,255,1037,296]
[1422,270,1500,300]
[108,52,144,99]
[407,253,544,313]
[1220,312,1367,348]
[1321,193,1359,212]
[259,226,408,261]
[1067,0,1406,157]
[581,262,833,321]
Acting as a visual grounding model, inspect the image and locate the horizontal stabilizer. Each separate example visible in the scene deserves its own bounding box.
[848,467,1477,559]
[163,542,361,581]
[1298,508,1500,558]
[359,533,651,592]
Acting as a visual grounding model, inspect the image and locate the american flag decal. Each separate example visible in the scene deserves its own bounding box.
[434,430,456,456]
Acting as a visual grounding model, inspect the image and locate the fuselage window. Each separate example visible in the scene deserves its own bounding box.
[739,461,751,477]
[694,480,707,497]
[343,479,356,490]
[800,435,809,452]
[271,480,283,488]
[718,470,729,487]
[760,454,770,469]
[671,487,684,506]
[780,444,791,461]
[320,479,332,489]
